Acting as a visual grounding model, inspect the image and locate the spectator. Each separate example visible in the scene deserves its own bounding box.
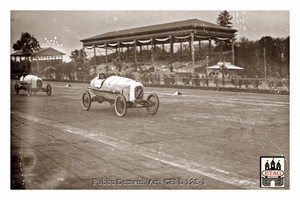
[286,75,289,91]
[206,75,209,87]
[233,75,238,88]
[193,73,200,86]
[274,79,283,89]
[182,75,186,85]
[267,76,273,89]
[214,74,219,90]
[200,75,204,86]
[238,76,242,88]
[244,75,249,88]
[157,74,161,85]
[255,75,260,89]
[188,74,192,85]
[170,74,176,85]
[230,75,235,87]
[163,74,170,85]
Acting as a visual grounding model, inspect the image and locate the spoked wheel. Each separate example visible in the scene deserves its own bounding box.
[26,85,32,96]
[14,84,19,95]
[146,93,159,115]
[46,84,52,96]
[115,94,127,117]
[81,91,92,110]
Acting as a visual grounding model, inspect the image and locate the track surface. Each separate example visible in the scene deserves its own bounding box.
[11,81,289,189]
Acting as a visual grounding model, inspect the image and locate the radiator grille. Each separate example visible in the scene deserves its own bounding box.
[37,79,42,88]
[135,86,143,99]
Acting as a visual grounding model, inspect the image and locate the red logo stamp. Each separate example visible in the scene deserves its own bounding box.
[260,156,285,187]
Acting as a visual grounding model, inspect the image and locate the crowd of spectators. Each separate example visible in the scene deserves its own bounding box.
[25,69,289,91]
[135,72,289,91]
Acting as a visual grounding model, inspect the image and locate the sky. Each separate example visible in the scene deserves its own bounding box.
[9,7,290,62]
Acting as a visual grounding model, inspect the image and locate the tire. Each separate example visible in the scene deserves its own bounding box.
[114,94,127,117]
[81,91,91,110]
[14,84,19,95]
[26,85,32,96]
[146,93,159,115]
[46,84,52,96]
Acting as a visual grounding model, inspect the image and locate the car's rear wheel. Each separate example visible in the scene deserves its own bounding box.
[81,91,91,110]
[46,84,52,96]
[115,94,127,117]
[146,93,159,115]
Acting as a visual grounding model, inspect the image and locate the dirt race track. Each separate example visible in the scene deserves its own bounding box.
[10,81,290,189]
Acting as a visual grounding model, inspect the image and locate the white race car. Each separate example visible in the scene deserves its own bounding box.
[14,75,52,96]
[81,74,159,117]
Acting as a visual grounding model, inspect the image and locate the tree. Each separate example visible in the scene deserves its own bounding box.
[70,48,88,72]
[216,10,233,28]
[215,10,234,50]
[235,37,261,77]
[234,36,289,78]
[258,36,289,77]
[13,32,40,54]
[12,32,40,73]
[215,10,234,84]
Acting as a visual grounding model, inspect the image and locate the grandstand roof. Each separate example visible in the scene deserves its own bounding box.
[11,47,65,57]
[80,18,237,47]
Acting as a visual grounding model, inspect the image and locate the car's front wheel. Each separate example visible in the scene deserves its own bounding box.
[115,94,127,117]
[14,83,19,95]
[26,85,32,96]
[146,93,159,115]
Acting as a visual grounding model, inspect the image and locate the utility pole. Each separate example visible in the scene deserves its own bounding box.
[264,47,266,78]
[220,41,225,85]
[93,44,96,67]
[222,56,225,86]
[231,37,235,65]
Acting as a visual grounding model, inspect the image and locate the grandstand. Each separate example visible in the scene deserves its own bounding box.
[81,18,237,75]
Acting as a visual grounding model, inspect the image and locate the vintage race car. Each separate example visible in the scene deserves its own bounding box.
[14,75,52,96]
[81,74,159,117]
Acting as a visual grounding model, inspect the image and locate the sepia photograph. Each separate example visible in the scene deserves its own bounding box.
[3,0,299,199]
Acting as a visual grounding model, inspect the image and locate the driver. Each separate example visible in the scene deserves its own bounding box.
[20,72,27,82]
[99,72,106,80]
[95,72,106,88]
